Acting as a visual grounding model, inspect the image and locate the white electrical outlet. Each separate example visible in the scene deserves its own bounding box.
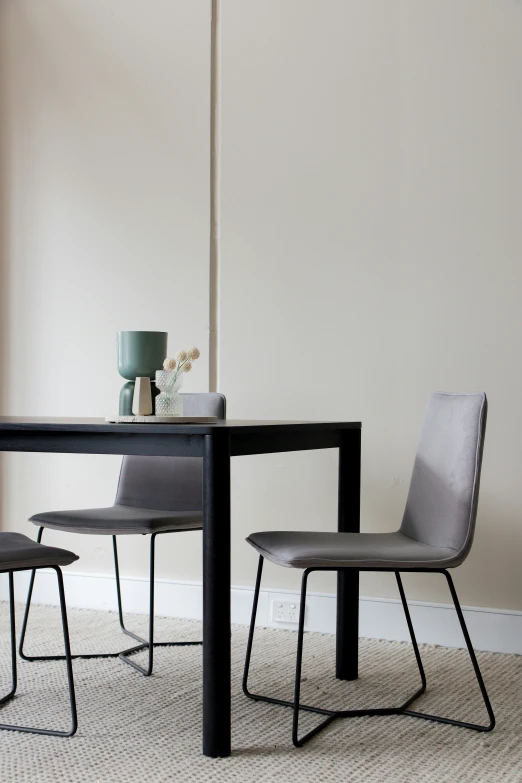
[272,600,300,624]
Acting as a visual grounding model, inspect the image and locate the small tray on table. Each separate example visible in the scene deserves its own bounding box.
[105,415,218,424]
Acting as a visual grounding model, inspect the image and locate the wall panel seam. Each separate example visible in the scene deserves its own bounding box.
[209,0,221,392]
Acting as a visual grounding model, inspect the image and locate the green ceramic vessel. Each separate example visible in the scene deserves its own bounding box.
[117,331,168,381]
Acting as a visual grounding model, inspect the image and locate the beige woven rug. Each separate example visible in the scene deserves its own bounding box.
[0,602,520,782]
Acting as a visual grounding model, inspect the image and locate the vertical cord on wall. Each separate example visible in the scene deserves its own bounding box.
[209,0,221,392]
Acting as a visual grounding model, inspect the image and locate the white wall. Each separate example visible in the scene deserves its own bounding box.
[0,0,210,580]
[220,0,522,609]
[1,1,522,617]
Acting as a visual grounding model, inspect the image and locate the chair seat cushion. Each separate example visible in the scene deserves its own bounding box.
[0,532,78,572]
[246,531,460,570]
[30,505,203,535]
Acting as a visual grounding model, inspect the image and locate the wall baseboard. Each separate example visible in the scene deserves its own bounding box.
[2,570,520,655]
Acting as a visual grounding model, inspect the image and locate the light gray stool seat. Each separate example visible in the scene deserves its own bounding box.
[0,532,78,737]
[243,392,495,748]
[0,531,78,571]
[30,506,202,536]
[247,530,459,570]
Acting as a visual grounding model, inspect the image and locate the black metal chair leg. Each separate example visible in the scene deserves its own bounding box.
[242,555,264,699]
[243,557,332,719]
[112,533,202,676]
[0,574,17,708]
[402,570,495,732]
[118,534,156,676]
[243,557,331,715]
[292,569,337,747]
[18,527,44,662]
[242,556,331,715]
[53,566,78,736]
[243,561,344,747]
[19,528,132,662]
[20,530,202,670]
[243,563,422,747]
[1,568,77,737]
[112,536,149,652]
[395,572,427,703]
[243,565,494,748]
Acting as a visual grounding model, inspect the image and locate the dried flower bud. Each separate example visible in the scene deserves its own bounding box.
[176,350,188,363]
[182,361,192,372]
[187,346,200,361]
[163,357,177,371]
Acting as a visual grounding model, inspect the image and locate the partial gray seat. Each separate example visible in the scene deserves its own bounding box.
[0,531,78,570]
[247,531,459,570]
[243,392,495,748]
[30,504,203,536]
[20,392,226,677]
[0,532,78,737]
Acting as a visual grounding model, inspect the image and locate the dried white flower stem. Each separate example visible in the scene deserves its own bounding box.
[162,348,199,393]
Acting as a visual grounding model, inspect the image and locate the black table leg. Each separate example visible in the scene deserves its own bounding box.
[202,432,231,757]
[336,427,361,680]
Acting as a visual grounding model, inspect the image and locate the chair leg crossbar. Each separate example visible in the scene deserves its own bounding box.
[243,557,495,747]
[19,529,202,677]
[1,570,77,737]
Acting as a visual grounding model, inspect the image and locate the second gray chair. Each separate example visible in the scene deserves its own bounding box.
[20,392,226,676]
[243,392,495,746]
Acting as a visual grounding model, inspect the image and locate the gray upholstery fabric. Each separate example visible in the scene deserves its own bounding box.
[30,393,226,536]
[115,456,203,513]
[399,392,486,561]
[247,393,487,570]
[246,531,458,570]
[29,506,203,536]
[179,393,225,419]
[0,532,78,571]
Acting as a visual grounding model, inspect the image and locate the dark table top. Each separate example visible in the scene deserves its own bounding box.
[0,416,361,436]
[0,417,361,457]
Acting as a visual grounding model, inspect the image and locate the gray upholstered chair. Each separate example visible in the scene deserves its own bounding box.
[0,532,78,736]
[20,393,226,677]
[243,392,495,747]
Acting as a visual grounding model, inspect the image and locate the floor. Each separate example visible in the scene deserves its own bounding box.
[0,602,520,782]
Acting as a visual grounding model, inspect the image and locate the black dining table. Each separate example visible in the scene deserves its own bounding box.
[0,416,361,757]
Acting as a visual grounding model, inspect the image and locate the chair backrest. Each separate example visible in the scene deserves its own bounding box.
[115,393,226,512]
[399,392,487,561]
